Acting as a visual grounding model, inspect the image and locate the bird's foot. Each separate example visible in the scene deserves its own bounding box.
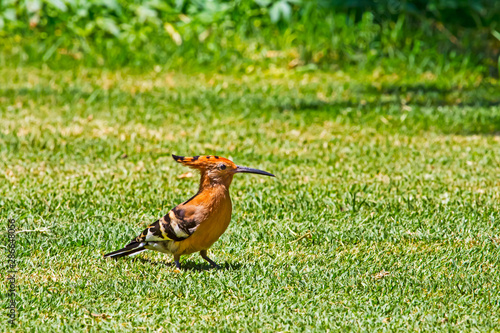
[200,250,221,269]
[173,258,181,272]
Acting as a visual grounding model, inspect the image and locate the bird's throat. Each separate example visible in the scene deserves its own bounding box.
[198,170,234,191]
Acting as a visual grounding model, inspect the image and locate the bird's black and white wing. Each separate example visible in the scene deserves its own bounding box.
[104,204,204,258]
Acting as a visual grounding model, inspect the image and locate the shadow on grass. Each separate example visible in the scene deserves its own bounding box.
[4,82,499,109]
[285,97,500,111]
[282,83,500,111]
[4,82,500,135]
[127,257,244,271]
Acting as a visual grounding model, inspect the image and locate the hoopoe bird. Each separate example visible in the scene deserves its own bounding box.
[104,154,274,269]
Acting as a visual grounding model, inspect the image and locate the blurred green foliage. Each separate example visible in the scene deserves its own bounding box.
[0,0,499,74]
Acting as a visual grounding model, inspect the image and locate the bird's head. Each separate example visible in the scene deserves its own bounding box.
[172,154,274,188]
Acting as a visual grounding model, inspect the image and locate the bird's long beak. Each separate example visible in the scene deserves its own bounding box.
[234,166,275,177]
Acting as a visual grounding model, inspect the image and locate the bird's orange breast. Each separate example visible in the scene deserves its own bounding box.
[175,192,232,255]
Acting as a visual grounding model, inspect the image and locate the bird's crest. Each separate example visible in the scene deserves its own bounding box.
[172,154,236,170]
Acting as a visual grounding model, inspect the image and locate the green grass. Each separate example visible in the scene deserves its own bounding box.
[1,66,500,331]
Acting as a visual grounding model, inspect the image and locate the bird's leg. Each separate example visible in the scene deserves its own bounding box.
[174,254,181,270]
[200,250,220,269]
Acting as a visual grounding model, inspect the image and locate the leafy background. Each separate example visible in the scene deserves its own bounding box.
[0,0,499,74]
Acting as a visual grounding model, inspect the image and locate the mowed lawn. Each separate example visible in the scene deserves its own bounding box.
[1,67,500,331]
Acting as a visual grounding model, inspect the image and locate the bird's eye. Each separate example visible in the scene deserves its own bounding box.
[219,164,226,170]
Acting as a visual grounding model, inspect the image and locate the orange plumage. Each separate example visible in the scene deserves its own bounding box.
[104,154,274,269]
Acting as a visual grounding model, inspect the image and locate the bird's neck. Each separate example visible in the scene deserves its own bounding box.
[197,173,232,210]
[198,171,233,193]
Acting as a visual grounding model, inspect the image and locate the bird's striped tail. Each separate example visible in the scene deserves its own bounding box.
[104,242,146,259]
